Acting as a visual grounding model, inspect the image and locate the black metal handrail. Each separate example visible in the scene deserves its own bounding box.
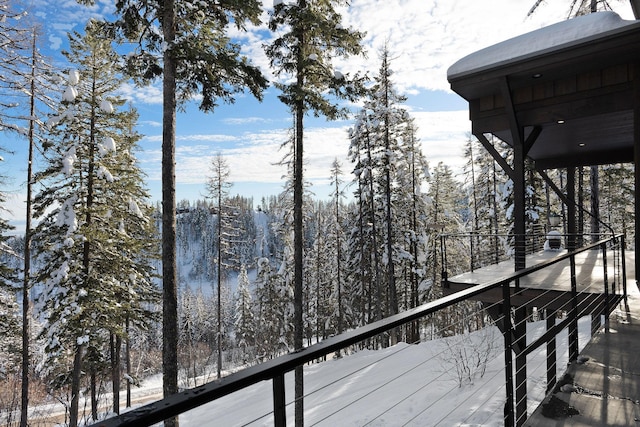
[92,233,625,427]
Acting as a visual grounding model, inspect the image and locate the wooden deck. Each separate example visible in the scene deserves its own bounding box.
[525,279,640,426]
[447,249,638,425]
[445,248,625,311]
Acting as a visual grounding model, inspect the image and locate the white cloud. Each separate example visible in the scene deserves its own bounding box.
[119,82,163,105]
[139,110,471,196]
[243,0,634,94]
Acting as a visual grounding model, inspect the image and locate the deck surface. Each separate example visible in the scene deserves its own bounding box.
[448,248,623,294]
[525,286,640,426]
[525,252,639,427]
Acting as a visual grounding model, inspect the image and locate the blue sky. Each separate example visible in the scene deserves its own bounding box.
[4,0,636,227]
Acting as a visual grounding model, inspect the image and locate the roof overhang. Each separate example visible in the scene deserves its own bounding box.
[447,11,640,169]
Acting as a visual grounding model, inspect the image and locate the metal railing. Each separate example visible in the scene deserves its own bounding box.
[440,231,621,275]
[91,234,626,427]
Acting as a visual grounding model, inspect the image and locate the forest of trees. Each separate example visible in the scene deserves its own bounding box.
[0,0,636,426]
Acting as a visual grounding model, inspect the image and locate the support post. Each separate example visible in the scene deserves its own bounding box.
[602,242,610,332]
[569,254,579,362]
[546,311,556,394]
[502,281,515,427]
[634,64,640,283]
[514,305,527,427]
[273,373,286,427]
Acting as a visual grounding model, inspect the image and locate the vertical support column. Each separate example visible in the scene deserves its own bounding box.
[602,242,610,332]
[514,306,527,427]
[569,254,579,362]
[499,76,528,424]
[513,128,527,271]
[566,167,576,252]
[634,64,640,284]
[567,167,579,361]
[273,373,286,427]
[502,282,515,427]
[546,311,556,394]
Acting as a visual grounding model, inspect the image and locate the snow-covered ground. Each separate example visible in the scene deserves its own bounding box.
[102,316,593,426]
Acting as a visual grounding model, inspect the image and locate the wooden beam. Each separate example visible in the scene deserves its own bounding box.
[524,125,542,156]
[537,169,571,208]
[475,132,515,180]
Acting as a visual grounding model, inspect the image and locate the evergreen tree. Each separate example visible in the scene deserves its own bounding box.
[426,162,466,290]
[266,2,366,420]
[33,22,159,425]
[97,3,269,419]
[234,265,254,363]
[328,159,347,338]
[347,110,380,329]
[462,135,508,267]
[205,153,232,379]
[347,49,429,344]
[20,28,60,427]
[394,121,430,342]
[254,257,293,360]
[0,177,18,383]
[0,8,61,422]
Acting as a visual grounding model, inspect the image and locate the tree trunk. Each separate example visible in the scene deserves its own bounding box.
[20,29,37,427]
[294,83,305,427]
[69,345,83,427]
[217,187,222,380]
[111,334,121,414]
[91,366,98,421]
[126,317,132,407]
[162,1,179,426]
[294,1,306,423]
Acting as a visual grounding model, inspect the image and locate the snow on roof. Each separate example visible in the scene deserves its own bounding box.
[448,11,640,80]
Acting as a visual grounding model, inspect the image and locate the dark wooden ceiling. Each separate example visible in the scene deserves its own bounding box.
[448,12,640,169]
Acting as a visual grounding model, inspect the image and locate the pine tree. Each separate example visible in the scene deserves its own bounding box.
[266,2,366,420]
[347,111,380,328]
[234,265,254,363]
[329,159,347,338]
[0,176,18,396]
[600,163,634,236]
[205,153,232,379]
[254,257,293,359]
[462,135,508,268]
[0,10,61,423]
[394,121,430,342]
[347,49,429,344]
[33,21,159,425]
[94,3,268,419]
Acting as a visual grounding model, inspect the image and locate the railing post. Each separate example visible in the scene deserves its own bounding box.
[502,280,514,427]
[514,304,527,427]
[602,242,610,332]
[569,253,579,362]
[273,373,286,427]
[441,234,449,288]
[621,235,627,298]
[546,311,556,394]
